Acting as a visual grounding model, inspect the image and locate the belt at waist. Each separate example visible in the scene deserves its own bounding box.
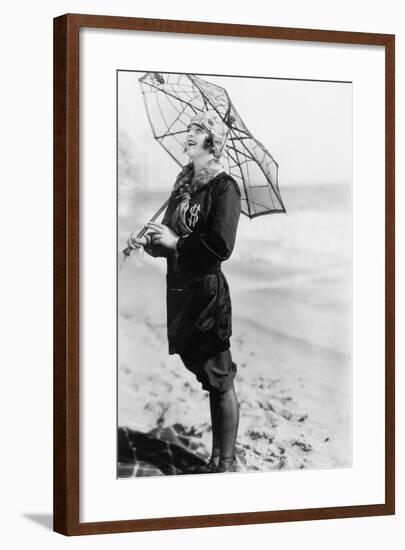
[167,265,222,290]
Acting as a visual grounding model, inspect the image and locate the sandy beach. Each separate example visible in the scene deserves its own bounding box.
[118,184,352,475]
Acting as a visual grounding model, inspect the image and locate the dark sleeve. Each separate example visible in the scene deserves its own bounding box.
[143,241,171,258]
[176,178,241,262]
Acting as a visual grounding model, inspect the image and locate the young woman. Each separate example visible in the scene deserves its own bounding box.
[129,110,241,473]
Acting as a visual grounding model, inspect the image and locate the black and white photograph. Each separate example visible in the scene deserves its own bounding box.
[117,70,352,478]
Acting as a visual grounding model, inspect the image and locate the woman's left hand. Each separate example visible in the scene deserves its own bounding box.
[145,222,179,250]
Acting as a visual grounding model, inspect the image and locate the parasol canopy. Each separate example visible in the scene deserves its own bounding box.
[139,72,286,218]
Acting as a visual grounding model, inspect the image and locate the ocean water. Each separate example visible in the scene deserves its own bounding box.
[228,184,352,357]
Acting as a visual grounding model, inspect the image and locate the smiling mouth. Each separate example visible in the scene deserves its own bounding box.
[187,141,196,146]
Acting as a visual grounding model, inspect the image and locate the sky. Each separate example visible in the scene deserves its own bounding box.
[118,70,352,190]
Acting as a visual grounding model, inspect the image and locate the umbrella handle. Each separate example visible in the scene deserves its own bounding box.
[122,198,170,257]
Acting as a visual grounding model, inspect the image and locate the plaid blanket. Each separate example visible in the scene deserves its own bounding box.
[117,425,208,478]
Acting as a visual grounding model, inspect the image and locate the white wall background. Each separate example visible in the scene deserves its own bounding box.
[0,0,401,548]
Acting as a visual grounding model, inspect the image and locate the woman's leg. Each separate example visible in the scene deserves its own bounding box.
[209,393,221,467]
[210,382,240,466]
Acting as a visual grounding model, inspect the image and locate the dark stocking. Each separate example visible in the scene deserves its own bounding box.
[209,383,239,462]
[209,393,221,467]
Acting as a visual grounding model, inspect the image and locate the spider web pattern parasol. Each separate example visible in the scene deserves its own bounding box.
[139,72,286,218]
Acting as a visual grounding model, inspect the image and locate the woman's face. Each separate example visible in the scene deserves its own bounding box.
[185,124,210,159]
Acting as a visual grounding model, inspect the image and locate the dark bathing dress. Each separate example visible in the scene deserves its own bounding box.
[145,170,241,392]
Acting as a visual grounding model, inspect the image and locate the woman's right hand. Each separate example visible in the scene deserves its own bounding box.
[125,228,170,259]
[127,232,150,249]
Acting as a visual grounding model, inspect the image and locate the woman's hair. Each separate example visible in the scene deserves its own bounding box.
[202,133,216,156]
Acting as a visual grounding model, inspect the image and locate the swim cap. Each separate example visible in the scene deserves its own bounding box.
[189,110,228,158]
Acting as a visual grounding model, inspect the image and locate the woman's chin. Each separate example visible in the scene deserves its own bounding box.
[186,150,210,162]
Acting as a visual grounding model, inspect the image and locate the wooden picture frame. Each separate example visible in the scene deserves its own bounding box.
[53,13,395,535]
